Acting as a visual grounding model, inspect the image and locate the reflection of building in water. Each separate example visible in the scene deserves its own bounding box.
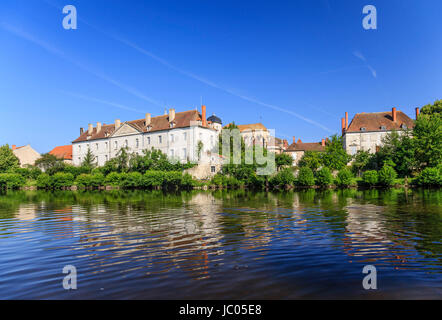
[71,193,225,280]
[15,204,37,220]
[343,204,412,267]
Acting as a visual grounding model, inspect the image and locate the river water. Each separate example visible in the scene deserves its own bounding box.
[0,189,440,299]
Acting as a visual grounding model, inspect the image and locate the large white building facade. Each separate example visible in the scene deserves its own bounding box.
[72,106,222,167]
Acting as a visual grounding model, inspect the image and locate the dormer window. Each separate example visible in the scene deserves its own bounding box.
[360,127,366,132]
[401,124,407,129]
[380,126,386,130]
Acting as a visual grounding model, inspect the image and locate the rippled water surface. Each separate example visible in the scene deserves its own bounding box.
[0,189,440,299]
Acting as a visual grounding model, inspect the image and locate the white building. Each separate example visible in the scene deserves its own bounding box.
[72,106,222,167]
[341,107,417,156]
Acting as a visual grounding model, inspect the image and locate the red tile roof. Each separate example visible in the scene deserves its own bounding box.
[73,110,210,143]
[286,142,325,152]
[346,111,415,133]
[49,145,73,160]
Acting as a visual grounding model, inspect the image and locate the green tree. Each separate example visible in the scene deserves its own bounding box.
[315,167,333,187]
[298,151,322,172]
[351,150,371,177]
[322,135,351,171]
[35,153,65,175]
[414,110,442,170]
[275,153,293,171]
[297,167,315,186]
[0,144,20,172]
[335,168,353,187]
[378,165,397,187]
[81,148,97,172]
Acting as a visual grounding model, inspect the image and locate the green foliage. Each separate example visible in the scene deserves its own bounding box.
[0,173,25,189]
[378,165,397,187]
[415,167,441,187]
[211,174,243,188]
[51,172,74,189]
[421,100,442,116]
[413,111,442,170]
[322,135,351,171]
[297,167,315,186]
[298,151,322,172]
[362,170,378,186]
[104,172,122,186]
[275,153,293,171]
[315,167,333,187]
[143,171,165,188]
[335,168,353,187]
[269,169,295,188]
[75,173,105,188]
[351,150,371,177]
[81,148,97,172]
[0,144,20,172]
[120,172,143,189]
[35,153,66,175]
[36,173,52,189]
[13,166,42,180]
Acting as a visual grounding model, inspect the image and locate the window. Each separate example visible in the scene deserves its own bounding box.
[136,138,139,148]
[170,134,174,142]
[183,132,187,141]
[170,149,174,157]
[105,142,108,150]
[211,166,216,173]
[114,141,118,150]
[380,126,386,130]
[183,148,187,159]
[78,145,81,152]
[350,146,357,155]
[105,155,108,162]
[360,127,366,132]
[401,124,407,129]
[147,137,151,145]
[96,143,99,150]
[159,136,162,144]
[125,139,128,147]
[210,135,213,146]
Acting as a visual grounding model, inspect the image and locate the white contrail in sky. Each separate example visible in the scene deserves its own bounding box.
[353,50,377,78]
[61,91,146,114]
[0,22,163,108]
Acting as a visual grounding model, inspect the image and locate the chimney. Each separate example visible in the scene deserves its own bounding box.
[12,145,16,150]
[202,105,207,127]
[345,112,349,130]
[341,118,346,135]
[80,127,84,135]
[169,108,175,123]
[283,139,288,149]
[415,107,420,119]
[298,139,302,143]
[292,136,296,144]
[145,113,151,126]
[96,122,102,134]
[88,123,93,135]
[392,107,397,122]
[321,139,325,147]
[115,119,121,129]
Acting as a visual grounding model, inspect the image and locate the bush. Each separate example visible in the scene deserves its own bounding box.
[37,173,52,189]
[315,167,333,187]
[182,173,195,189]
[76,173,105,188]
[378,165,397,187]
[51,172,74,189]
[104,172,122,186]
[0,173,26,189]
[163,171,183,189]
[247,173,266,189]
[415,167,441,187]
[297,167,315,186]
[270,169,295,188]
[120,172,143,188]
[143,171,165,188]
[335,168,353,187]
[362,170,378,186]
[13,167,42,180]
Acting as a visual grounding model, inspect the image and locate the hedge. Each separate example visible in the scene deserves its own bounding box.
[0,173,26,189]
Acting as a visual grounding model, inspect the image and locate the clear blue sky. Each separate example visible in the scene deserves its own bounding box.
[1,0,441,153]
